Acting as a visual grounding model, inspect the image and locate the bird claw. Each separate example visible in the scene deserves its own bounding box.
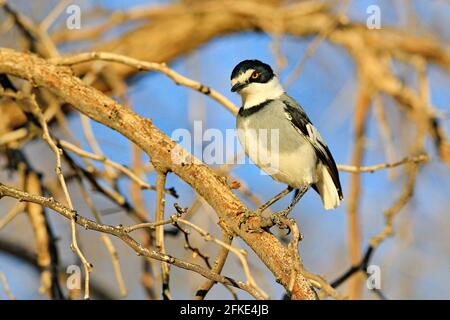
[272,212,292,235]
[238,209,298,236]
[258,210,293,235]
[238,209,263,233]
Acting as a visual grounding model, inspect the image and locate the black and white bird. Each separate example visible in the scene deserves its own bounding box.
[231,60,343,222]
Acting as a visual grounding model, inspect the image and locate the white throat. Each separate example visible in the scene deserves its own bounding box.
[240,77,284,109]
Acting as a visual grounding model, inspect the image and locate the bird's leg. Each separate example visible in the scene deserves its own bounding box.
[238,186,294,231]
[263,186,309,232]
[278,186,308,217]
[258,186,294,213]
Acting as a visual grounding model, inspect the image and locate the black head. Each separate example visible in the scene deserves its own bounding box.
[230,60,274,92]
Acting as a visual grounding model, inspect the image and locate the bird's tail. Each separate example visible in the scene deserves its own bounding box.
[316,163,341,210]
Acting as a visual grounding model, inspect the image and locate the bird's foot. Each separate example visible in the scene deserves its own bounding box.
[238,208,300,236]
[260,209,293,234]
[238,209,264,233]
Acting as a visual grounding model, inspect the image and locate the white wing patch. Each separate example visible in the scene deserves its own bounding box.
[305,123,329,159]
[284,111,292,121]
[284,108,328,158]
[306,123,325,145]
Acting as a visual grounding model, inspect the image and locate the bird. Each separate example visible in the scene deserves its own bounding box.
[230,59,343,229]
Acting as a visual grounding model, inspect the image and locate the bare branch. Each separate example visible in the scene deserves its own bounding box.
[337,154,429,173]
[59,139,175,196]
[0,182,267,300]
[0,202,25,230]
[0,271,16,300]
[195,231,234,300]
[174,215,268,299]
[0,48,315,300]
[5,89,93,299]
[50,52,239,115]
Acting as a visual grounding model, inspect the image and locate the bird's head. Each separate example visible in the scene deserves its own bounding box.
[230,59,284,108]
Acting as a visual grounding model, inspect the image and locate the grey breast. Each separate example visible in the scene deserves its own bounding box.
[236,96,320,187]
[236,97,308,154]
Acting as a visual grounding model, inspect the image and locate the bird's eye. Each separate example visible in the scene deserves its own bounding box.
[251,71,260,79]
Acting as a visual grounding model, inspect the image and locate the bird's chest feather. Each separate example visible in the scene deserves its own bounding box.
[236,110,318,186]
[236,114,277,160]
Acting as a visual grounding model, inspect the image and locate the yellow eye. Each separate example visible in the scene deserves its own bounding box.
[251,71,260,79]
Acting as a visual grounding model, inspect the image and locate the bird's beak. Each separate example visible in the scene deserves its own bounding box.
[231,82,246,92]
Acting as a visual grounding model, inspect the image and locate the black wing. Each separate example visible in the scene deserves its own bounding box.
[283,97,343,200]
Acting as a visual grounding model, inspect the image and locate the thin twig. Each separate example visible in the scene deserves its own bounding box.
[155,171,171,300]
[39,0,71,32]
[25,93,92,299]
[346,80,372,299]
[129,140,158,299]
[173,215,268,300]
[370,156,421,247]
[283,0,352,88]
[0,202,25,230]
[50,52,239,115]
[79,113,118,182]
[59,139,176,196]
[286,219,302,297]
[124,217,175,233]
[373,94,398,178]
[25,172,53,297]
[0,182,266,300]
[128,203,266,299]
[76,178,127,297]
[195,231,234,300]
[62,150,150,224]
[0,271,16,300]
[173,223,211,269]
[337,154,429,173]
